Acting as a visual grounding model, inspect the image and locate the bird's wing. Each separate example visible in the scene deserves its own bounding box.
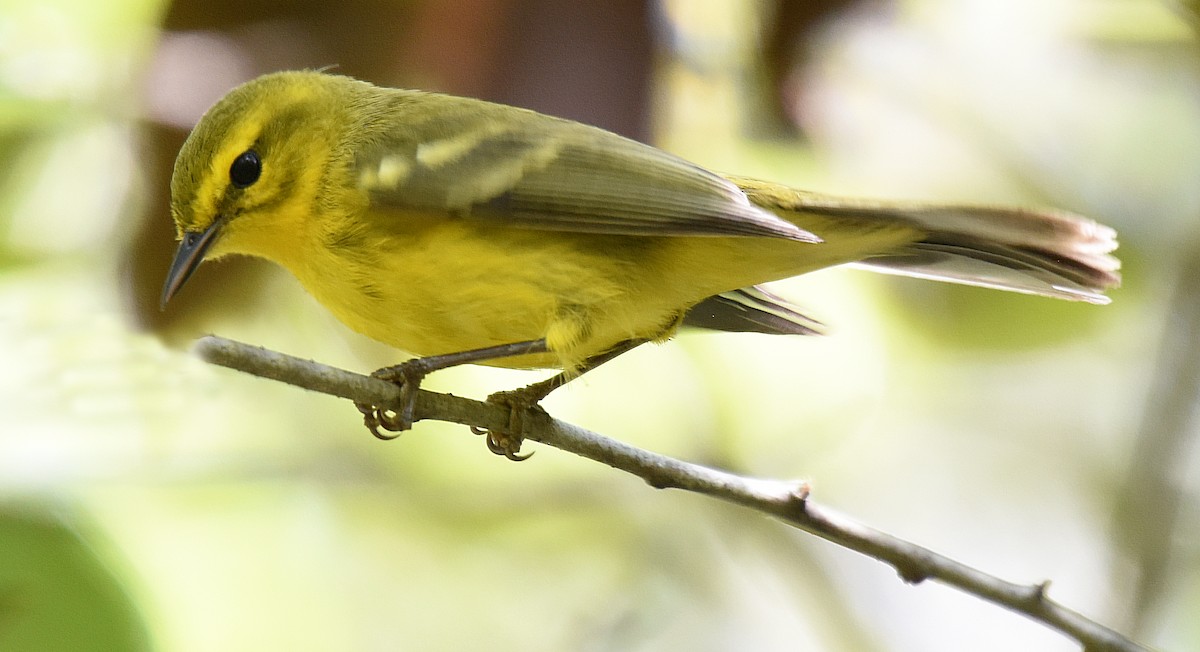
[354,93,817,242]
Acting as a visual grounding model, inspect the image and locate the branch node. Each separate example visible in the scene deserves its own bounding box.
[1026,580,1052,605]
[789,481,812,504]
[643,468,677,489]
[896,565,931,585]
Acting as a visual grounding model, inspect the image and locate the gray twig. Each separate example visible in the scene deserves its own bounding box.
[193,334,1151,652]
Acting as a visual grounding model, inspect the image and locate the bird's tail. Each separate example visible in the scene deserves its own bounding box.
[730,177,1121,305]
[847,204,1120,304]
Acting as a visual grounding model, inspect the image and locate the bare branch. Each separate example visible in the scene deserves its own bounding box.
[193,335,1151,652]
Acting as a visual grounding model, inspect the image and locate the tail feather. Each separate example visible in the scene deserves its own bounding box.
[847,206,1119,304]
[684,286,824,335]
[729,178,1121,305]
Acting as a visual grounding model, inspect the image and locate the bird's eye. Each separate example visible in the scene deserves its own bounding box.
[229,149,262,188]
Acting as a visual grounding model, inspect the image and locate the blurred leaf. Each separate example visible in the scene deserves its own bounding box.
[0,505,150,652]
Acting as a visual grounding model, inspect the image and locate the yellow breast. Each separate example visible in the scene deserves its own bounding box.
[284,209,669,369]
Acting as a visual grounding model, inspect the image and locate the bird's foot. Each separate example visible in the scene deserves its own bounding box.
[355,360,430,440]
[469,386,548,461]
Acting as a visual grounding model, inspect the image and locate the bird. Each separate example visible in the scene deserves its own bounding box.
[161,71,1120,459]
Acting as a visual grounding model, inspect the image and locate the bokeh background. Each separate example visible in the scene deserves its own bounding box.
[2,0,1198,650]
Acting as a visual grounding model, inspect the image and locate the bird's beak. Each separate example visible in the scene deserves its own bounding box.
[160,218,223,309]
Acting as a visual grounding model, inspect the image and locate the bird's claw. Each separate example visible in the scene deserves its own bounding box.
[356,361,428,441]
[475,427,531,461]
[470,389,545,461]
[358,358,549,461]
[357,403,407,440]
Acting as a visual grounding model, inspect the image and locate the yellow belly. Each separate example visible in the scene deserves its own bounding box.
[268,207,920,370]
[286,217,656,369]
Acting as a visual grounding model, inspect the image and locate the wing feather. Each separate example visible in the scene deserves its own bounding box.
[355,92,818,242]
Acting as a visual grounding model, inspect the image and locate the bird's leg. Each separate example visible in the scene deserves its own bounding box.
[474,338,648,460]
[357,339,550,439]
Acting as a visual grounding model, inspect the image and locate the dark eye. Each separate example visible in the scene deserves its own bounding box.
[229,149,262,188]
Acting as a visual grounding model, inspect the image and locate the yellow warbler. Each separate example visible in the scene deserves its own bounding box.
[162,71,1120,458]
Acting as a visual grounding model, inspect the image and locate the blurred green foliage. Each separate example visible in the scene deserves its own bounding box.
[0,0,1197,651]
[0,506,150,651]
